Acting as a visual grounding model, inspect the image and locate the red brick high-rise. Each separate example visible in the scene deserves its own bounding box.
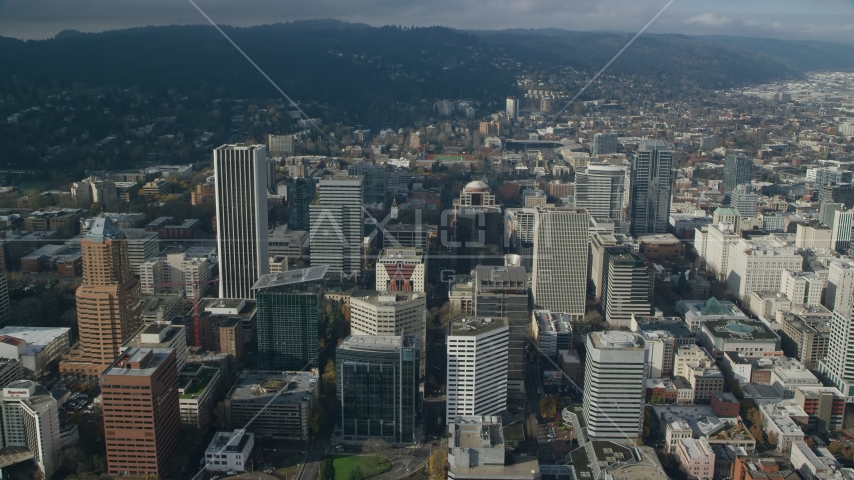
[101,347,180,477]
[60,219,142,375]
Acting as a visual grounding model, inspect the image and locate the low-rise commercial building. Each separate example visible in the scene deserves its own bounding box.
[0,326,71,376]
[675,437,715,480]
[204,429,254,473]
[531,311,572,357]
[178,365,221,429]
[699,318,781,359]
[225,371,318,441]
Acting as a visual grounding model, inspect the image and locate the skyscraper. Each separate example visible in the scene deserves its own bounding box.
[630,139,673,236]
[583,331,647,441]
[310,176,364,279]
[832,210,854,253]
[602,250,651,328]
[531,207,589,322]
[730,184,759,217]
[348,161,387,205]
[253,266,326,371]
[288,177,316,231]
[722,153,753,197]
[591,132,619,156]
[473,265,529,393]
[214,144,270,299]
[573,164,629,226]
[336,335,420,443]
[446,317,509,423]
[819,260,854,401]
[506,97,519,121]
[59,219,143,376]
[101,348,180,478]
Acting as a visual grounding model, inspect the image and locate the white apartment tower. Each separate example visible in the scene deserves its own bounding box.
[310,176,364,279]
[139,253,211,301]
[531,207,589,321]
[573,165,629,227]
[832,210,854,253]
[0,380,61,479]
[583,331,648,442]
[505,97,519,121]
[349,291,427,376]
[819,260,854,401]
[446,317,509,424]
[730,184,759,217]
[214,144,269,299]
[780,270,822,307]
[602,250,651,328]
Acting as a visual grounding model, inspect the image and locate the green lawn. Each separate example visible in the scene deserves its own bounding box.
[331,454,392,480]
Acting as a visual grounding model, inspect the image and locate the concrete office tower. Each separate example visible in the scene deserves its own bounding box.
[254,266,326,371]
[59,219,142,376]
[506,97,519,121]
[602,250,651,328]
[140,252,211,302]
[348,161,387,205]
[375,247,426,292]
[266,134,295,156]
[349,290,426,376]
[531,207,589,322]
[504,207,536,268]
[825,260,854,316]
[101,348,180,478]
[630,140,673,236]
[591,132,619,156]
[473,265,529,393]
[574,165,629,226]
[583,331,648,442]
[820,202,845,227]
[214,144,270,299]
[309,176,364,279]
[288,178,316,231]
[722,153,752,198]
[832,210,854,253]
[730,184,759,217]
[0,380,61,479]
[336,335,420,443]
[446,317,509,423]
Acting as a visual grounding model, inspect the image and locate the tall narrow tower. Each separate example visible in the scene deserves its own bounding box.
[309,175,364,279]
[60,219,143,375]
[214,144,269,299]
[630,140,673,236]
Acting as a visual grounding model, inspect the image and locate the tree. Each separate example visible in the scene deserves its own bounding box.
[539,396,557,420]
[363,437,391,464]
[319,458,335,480]
[349,466,366,480]
[322,359,336,394]
[767,432,778,448]
[308,401,325,436]
[428,448,447,480]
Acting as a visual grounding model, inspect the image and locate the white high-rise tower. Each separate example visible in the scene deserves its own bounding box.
[214,144,269,299]
[583,331,648,442]
[819,260,854,401]
[446,317,509,423]
[531,207,589,322]
[310,175,364,279]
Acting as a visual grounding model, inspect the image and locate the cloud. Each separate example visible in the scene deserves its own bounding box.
[687,12,732,27]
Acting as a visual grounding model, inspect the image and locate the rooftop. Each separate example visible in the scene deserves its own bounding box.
[350,291,425,307]
[206,430,253,454]
[534,310,572,335]
[180,366,219,399]
[449,317,509,337]
[227,371,318,406]
[590,331,645,350]
[102,348,173,377]
[702,318,780,341]
[0,326,70,357]
[252,265,327,291]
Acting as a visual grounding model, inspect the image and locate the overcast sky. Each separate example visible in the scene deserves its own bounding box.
[0,0,853,44]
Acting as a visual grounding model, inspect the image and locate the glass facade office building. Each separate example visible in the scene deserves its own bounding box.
[336,335,420,443]
[254,267,325,370]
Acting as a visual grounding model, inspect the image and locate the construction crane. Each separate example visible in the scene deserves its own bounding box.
[148,277,219,347]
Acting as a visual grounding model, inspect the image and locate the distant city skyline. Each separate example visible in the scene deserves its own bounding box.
[0,0,853,43]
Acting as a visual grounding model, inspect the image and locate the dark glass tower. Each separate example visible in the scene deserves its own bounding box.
[254,266,326,370]
[336,335,420,443]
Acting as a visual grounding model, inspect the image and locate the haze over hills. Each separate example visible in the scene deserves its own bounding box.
[0,20,847,114]
[696,35,854,73]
